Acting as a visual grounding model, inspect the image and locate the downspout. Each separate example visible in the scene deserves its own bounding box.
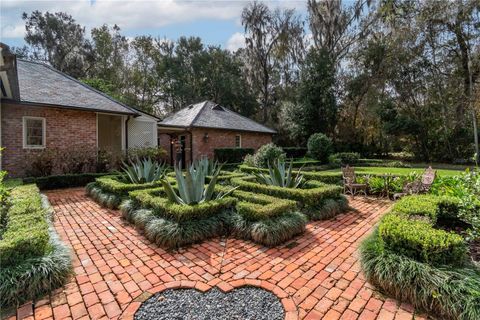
[125,116,131,150]
[189,128,193,165]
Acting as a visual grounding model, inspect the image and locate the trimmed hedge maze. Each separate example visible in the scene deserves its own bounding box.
[0,185,72,308]
[230,176,348,220]
[361,195,480,320]
[88,172,348,249]
[86,175,165,209]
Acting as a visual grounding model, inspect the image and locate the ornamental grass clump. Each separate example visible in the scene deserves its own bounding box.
[161,160,236,205]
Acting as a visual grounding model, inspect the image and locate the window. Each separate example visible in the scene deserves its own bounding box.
[23,117,45,149]
[235,134,241,148]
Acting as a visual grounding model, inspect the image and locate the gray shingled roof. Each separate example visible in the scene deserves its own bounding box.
[159,101,277,133]
[16,59,137,115]
[160,101,276,134]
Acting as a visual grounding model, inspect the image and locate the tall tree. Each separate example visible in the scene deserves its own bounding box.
[241,1,305,124]
[22,11,92,78]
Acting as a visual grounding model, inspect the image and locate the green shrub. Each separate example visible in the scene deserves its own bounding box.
[216,186,297,221]
[126,147,167,163]
[239,164,343,184]
[307,133,333,163]
[0,185,51,266]
[214,148,254,163]
[120,199,232,249]
[328,152,361,165]
[95,175,164,196]
[231,176,343,209]
[86,184,123,209]
[129,188,236,222]
[361,231,480,320]
[0,186,71,308]
[251,143,286,168]
[379,214,467,265]
[229,210,307,247]
[23,172,108,190]
[306,197,348,220]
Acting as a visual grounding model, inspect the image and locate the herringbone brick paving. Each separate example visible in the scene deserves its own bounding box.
[5,188,427,320]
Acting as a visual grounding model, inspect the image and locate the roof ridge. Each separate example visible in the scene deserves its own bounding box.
[17,58,139,116]
[189,100,210,126]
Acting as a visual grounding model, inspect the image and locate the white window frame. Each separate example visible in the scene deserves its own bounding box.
[23,116,46,149]
[235,134,242,148]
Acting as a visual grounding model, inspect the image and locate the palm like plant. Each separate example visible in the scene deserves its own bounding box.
[122,157,166,184]
[254,159,306,188]
[161,160,236,205]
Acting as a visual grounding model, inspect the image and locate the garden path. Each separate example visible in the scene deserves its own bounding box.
[7,188,424,320]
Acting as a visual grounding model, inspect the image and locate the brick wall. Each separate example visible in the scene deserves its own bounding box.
[191,128,272,161]
[159,128,273,166]
[1,103,97,177]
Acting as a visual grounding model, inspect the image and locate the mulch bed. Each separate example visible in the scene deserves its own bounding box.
[134,287,284,320]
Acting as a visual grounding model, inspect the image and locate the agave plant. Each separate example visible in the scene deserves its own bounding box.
[254,159,306,188]
[196,157,219,176]
[122,157,166,184]
[161,161,236,205]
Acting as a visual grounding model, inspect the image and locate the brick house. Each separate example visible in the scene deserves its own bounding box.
[158,100,275,165]
[0,43,159,177]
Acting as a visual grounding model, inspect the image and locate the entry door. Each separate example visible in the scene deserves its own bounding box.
[97,114,123,154]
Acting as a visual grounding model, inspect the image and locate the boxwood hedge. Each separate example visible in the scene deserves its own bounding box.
[360,194,479,319]
[230,176,347,220]
[0,185,71,308]
[239,164,342,184]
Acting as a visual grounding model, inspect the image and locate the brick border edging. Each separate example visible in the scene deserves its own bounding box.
[119,279,298,320]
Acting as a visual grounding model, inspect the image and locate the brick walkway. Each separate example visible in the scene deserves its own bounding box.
[6,188,425,320]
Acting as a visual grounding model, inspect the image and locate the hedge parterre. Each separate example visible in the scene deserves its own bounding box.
[230,175,347,220]
[0,185,71,308]
[361,194,480,320]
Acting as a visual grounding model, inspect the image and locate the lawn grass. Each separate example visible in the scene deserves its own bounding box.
[323,166,464,176]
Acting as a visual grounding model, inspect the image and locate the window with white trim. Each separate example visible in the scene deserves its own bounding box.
[23,117,45,149]
[235,134,241,148]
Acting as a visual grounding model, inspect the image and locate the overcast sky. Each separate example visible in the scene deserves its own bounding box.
[1,0,308,52]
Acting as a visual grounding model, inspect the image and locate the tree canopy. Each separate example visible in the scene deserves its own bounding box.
[14,0,480,162]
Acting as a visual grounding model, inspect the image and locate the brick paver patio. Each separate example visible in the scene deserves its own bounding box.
[5,188,426,320]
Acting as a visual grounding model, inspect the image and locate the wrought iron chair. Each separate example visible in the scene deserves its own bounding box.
[341,165,368,197]
[393,166,437,200]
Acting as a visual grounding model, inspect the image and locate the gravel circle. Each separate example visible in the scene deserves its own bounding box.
[134,287,285,320]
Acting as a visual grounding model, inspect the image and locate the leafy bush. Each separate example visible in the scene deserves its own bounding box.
[283,147,308,158]
[24,149,56,177]
[361,231,480,320]
[0,186,71,307]
[307,133,333,163]
[0,171,11,237]
[94,175,164,196]
[231,176,344,216]
[120,195,234,249]
[379,214,467,265]
[243,154,255,166]
[126,147,167,163]
[0,185,51,265]
[122,157,166,184]
[239,164,343,184]
[250,143,286,168]
[328,152,361,165]
[23,173,108,190]
[253,160,306,188]
[214,148,254,163]
[128,188,236,221]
